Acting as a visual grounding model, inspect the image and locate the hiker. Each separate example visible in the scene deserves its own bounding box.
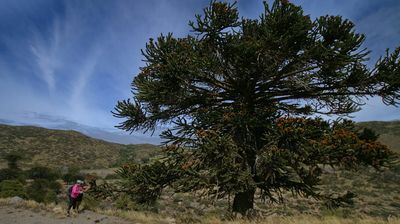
[67,180,84,215]
[76,182,90,212]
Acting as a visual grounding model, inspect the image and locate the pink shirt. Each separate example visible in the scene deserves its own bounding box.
[70,184,81,198]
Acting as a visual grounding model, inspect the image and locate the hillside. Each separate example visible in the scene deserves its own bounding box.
[0,121,398,169]
[0,124,159,169]
[357,120,400,153]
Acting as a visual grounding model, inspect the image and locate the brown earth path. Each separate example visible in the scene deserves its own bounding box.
[0,205,133,224]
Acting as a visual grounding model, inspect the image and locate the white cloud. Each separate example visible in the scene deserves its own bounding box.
[30,20,61,92]
[1,0,399,133]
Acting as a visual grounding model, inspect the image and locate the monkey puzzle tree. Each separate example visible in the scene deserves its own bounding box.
[114,1,399,215]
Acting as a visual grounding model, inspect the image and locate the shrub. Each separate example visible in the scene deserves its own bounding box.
[26,179,61,203]
[26,166,59,181]
[26,179,49,203]
[0,180,27,199]
[115,193,157,212]
[48,181,62,194]
[0,168,23,182]
[43,191,57,204]
[80,194,100,210]
[62,167,84,184]
[2,153,23,170]
[115,193,137,210]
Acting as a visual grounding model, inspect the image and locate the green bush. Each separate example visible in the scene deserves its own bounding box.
[2,153,23,170]
[26,179,48,203]
[62,166,84,183]
[115,193,156,211]
[0,168,23,182]
[26,179,61,203]
[26,166,59,181]
[48,181,62,194]
[80,194,100,210]
[43,191,57,203]
[115,193,137,210]
[0,180,27,199]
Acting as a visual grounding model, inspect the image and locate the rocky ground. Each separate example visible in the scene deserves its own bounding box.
[0,197,132,224]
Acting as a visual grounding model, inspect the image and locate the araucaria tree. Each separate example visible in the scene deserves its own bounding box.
[114,1,399,215]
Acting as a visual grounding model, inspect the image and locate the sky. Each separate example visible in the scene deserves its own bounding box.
[0,0,399,134]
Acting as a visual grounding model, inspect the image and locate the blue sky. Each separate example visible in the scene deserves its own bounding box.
[0,0,399,132]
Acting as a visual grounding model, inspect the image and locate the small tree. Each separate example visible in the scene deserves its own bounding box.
[0,168,21,182]
[26,179,60,203]
[61,166,83,184]
[114,1,399,215]
[26,166,59,181]
[0,153,24,182]
[3,153,23,170]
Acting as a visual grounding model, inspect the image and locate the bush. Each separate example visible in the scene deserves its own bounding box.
[0,180,27,199]
[80,194,100,210]
[115,193,137,210]
[62,167,84,184]
[48,181,62,194]
[26,166,59,181]
[26,179,49,203]
[0,168,23,182]
[26,179,61,203]
[2,153,23,170]
[115,193,156,211]
[43,190,57,204]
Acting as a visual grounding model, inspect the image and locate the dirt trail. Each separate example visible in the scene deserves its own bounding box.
[0,205,133,224]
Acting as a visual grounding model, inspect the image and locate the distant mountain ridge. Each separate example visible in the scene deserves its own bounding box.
[0,124,159,169]
[0,112,161,144]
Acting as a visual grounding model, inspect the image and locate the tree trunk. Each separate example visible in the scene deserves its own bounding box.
[231,110,258,216]
[232,188,255,215]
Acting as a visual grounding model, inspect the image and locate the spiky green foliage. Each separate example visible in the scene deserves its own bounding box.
[113,0,400,215]
[116,161,181,204]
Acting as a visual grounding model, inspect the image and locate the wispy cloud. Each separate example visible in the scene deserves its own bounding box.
[69,47,103,126]
[0,0,399,136]
[30,21,61,92]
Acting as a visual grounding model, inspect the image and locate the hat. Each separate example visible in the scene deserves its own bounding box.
[77,180,84,184]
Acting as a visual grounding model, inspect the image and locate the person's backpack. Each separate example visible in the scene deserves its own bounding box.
[67,185,73,197]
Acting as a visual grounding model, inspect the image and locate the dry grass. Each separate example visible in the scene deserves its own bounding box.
[1,197,399,224]
[80,168,118,178]
[95,208,174,224]
[92,207,400,224]
[0,197,64,215]
[0,197,46,209]
[201,215,400,224]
